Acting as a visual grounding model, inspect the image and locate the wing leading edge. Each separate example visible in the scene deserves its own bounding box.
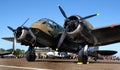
[2,37,21,43]
[92,24,120,46]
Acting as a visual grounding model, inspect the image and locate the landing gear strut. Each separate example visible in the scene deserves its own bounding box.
[78,45,88,64]
[26,46,36,61]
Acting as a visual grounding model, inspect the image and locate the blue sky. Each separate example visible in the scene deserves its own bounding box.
[0,0,120,56]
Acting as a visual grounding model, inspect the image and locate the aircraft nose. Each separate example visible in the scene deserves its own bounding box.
[16,27,23,38]
[15,26,29,40]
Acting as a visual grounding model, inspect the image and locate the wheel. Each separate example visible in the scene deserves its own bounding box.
[26,50,36,61]
[78,49,88,64]
[26,47,36,62]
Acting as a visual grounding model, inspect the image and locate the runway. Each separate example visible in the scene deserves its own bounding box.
[0,58,120,70]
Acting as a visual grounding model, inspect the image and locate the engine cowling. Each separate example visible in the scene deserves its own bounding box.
[64,15,94,44]
[16,26,36,45]
[64,15,83,39]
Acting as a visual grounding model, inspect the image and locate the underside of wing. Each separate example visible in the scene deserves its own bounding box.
[96,50,117,55]
[2,37,20,43]
[92,24,120,46]
[2,37,47,47]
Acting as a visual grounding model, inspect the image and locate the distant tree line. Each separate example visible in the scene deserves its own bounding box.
[0,48,25,56]
[0,48,5,51]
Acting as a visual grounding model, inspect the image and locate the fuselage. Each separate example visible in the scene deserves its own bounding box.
[29,18,80,53]
[28,16,95,53]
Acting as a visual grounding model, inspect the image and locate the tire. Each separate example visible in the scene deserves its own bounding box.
[78,49,88,64]
[26,51,36,62]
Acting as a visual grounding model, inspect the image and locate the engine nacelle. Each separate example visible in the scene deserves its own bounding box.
[64,15,83,39]
[64,15,94,43]
[16,26,36,45]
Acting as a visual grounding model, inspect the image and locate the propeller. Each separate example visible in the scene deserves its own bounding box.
[7,26,16,54]
[58,4,67,19]
[81,14,99,20]
[21,18,30,26]
[56,26,68,51]
[56,5,69,51]
[7,26,15,32]
[7,18,30,54]
[12,32,16,53]
[57,5,99,51]
[7,26,16,53]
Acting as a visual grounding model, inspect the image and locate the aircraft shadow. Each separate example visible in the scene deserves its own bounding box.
[90,60,120,64]
[35,59,120,64]
[35,59,77,63]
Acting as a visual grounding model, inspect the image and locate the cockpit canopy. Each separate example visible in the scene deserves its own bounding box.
[38,18,63,29]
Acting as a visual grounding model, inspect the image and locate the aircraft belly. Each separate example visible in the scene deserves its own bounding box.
[36,37,53,46]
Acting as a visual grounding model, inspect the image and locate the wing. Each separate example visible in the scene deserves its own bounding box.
[92,24,120,46]
[2,37,20,43]
[2,37,46,47]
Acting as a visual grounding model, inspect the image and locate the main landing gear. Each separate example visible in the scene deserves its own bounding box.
[26,46,36,61]
[77,45,89,64]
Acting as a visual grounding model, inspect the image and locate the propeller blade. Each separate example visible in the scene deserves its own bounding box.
[56,26,68,51]
[7,26,15,32]
[81,14,99,20]
[12,32,17,54]
[58,5,67,19]
[21,18,30,26]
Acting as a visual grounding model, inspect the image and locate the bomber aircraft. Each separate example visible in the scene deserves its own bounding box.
[2,5,119,64]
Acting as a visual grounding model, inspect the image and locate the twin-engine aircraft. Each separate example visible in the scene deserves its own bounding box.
[2,5,119,64]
